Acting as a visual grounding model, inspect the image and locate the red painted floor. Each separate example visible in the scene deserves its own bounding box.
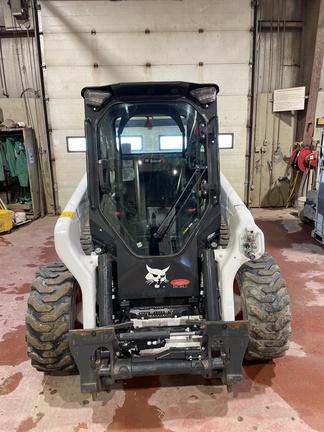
[0,209,323,432]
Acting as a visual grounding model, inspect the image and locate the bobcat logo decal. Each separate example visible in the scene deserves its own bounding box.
[145,265,170,288]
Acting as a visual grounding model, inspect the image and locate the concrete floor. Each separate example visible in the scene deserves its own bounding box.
[0,208,324,432]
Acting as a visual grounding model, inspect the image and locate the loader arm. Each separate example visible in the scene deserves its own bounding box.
[215,172,265,321]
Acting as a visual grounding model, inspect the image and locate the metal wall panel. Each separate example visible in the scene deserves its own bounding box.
[250,93,296,207]
[248,0,304,207]
[45,63,250,100]
[43,32,250,67]
[0,37,39,99]
[40,1,251,33]
[39,0,252,209]
[257,30,302,93]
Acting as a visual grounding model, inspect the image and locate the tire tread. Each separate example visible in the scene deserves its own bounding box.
[237,253,292,360]
[26,262,76,372]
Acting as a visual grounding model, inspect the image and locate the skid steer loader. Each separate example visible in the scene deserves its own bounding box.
[26,82,291,393]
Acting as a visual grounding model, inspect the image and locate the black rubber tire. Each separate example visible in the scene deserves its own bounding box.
[236,253,292,361]
[80,225,93,255]
[26,262,77,372]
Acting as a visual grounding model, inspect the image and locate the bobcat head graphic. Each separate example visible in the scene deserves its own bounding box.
[145,265,170,288]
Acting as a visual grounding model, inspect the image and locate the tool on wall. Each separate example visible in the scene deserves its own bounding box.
[289,146,318,172]
[287,144,319,207]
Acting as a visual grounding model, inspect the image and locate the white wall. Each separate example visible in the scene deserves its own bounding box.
[39,0,252,209]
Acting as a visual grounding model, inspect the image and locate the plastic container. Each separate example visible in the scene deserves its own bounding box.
[297,196,306,215]
[0,210,13,233]
[15,212,26,224]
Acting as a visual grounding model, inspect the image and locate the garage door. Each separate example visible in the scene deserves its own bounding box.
[39,0,252,209]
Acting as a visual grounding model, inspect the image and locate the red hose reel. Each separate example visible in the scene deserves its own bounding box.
[289,147,318,172]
